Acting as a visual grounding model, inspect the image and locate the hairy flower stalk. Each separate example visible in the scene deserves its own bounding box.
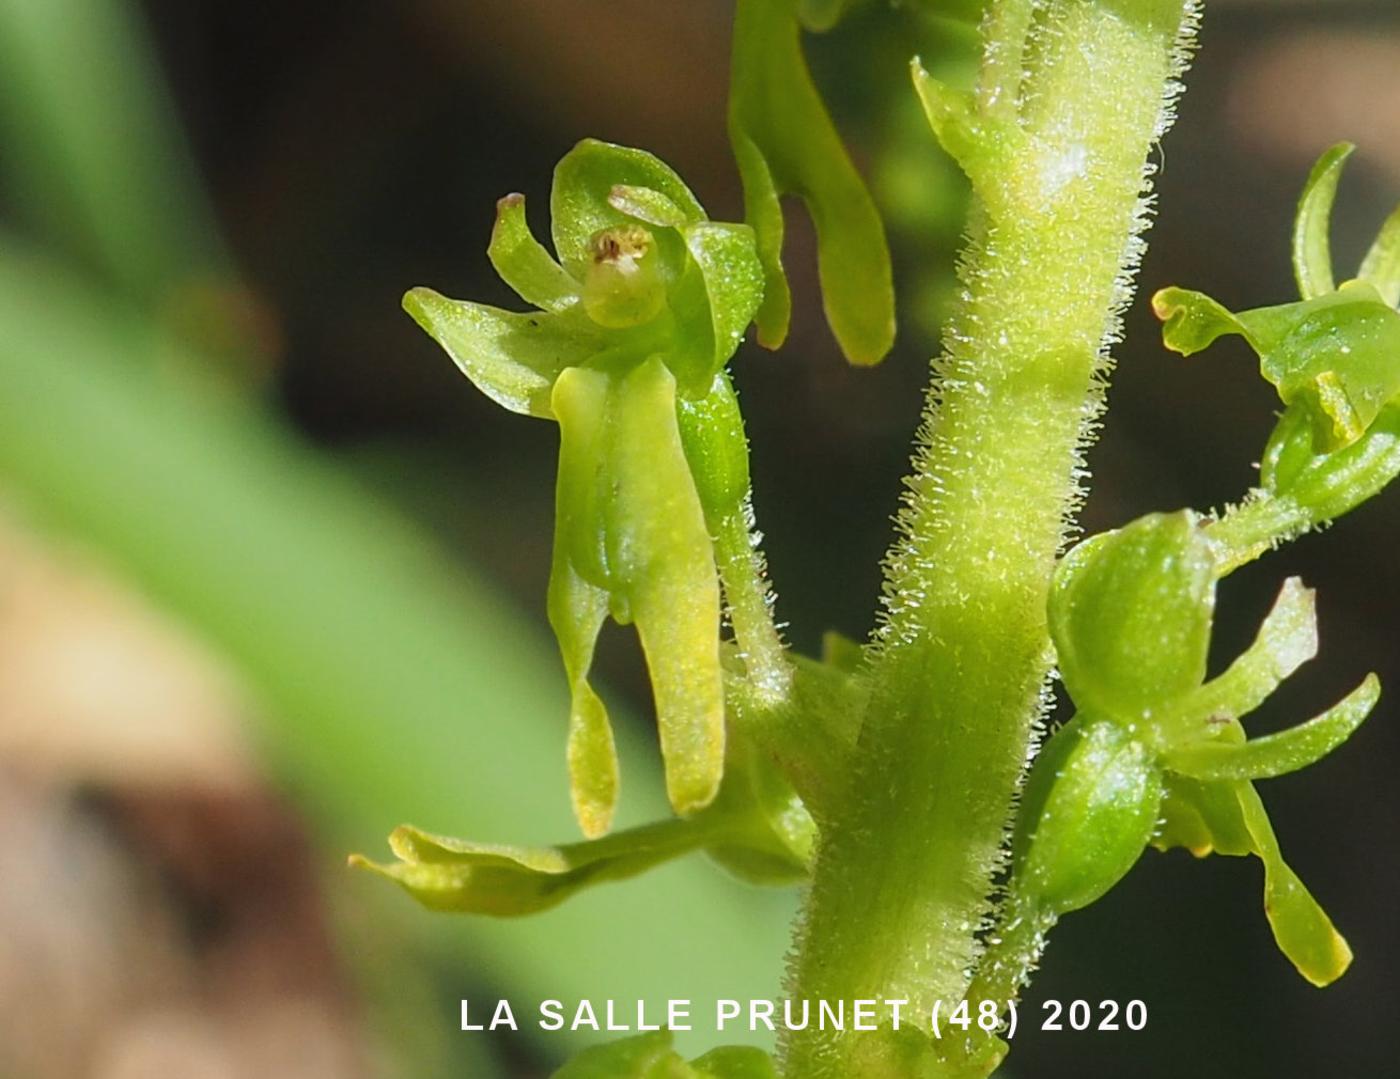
[783,1,1200,1074]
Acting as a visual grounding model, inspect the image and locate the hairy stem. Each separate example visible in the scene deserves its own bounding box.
[714,502,792,702]
[782,2,1198,1074]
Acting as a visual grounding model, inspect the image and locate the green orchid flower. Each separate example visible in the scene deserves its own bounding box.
[404,139,764,837]
[1009,511,1378,986]
[1154,143,1400,455]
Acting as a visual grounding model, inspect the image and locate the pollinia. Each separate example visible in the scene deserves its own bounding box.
[353,2,1395,1075]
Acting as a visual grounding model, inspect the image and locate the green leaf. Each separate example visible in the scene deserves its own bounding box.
[729,0,895,364]
[1235,782,1353,986]
[1292,142,1353,300]
[1163,674,1379,781]
[349,818,709,918]
[1165,577,1316,734]
[1050,512,1215,717]
[1011,716,1163,916]
[1358,202,1400,307]
[552,139,705,283]
[488,193,581,313]
[403,287,599,418]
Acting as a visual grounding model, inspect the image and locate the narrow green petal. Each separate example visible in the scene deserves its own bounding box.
[403,287,597,418]
[1358,202,1400,307]
[608,183,689,229]
[607,359,726,816]
[1163,674,1379,781]
[487,193,580,313]
[1166,577,1316,733]
[1292,142,1354,300]
[1235,782,1353,986]
[551,139,705,281]
[1152,286,1254,357]
[729,0,895,365]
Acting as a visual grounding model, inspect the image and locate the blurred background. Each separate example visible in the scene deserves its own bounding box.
[1,1,1398,1076]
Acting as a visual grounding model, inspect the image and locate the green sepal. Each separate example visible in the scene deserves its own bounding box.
[1358,203,1400,307]
[402,287,599,418]
[1162,674,1379,781]
[1154,282,1400,451]
[1153,775,1352,986]
[1292,142,1353,300]
[349,820,703,918]
[1050,511,1215,718]
[550,360,726,827]
[1011,716,1163,917]
[675,370,751,527]
[1161,577,1316,740]
[679,222,765,380]
[551,139,705,283]
[729,0,895,364]
[488,193,581,313]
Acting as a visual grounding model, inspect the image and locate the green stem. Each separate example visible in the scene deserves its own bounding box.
[782,2,1198,1075]
[714,503,792,703]
[1205,494,1312,576]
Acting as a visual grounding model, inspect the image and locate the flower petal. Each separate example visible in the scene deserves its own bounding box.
[403,287,599,417]
[488,193,580,313]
